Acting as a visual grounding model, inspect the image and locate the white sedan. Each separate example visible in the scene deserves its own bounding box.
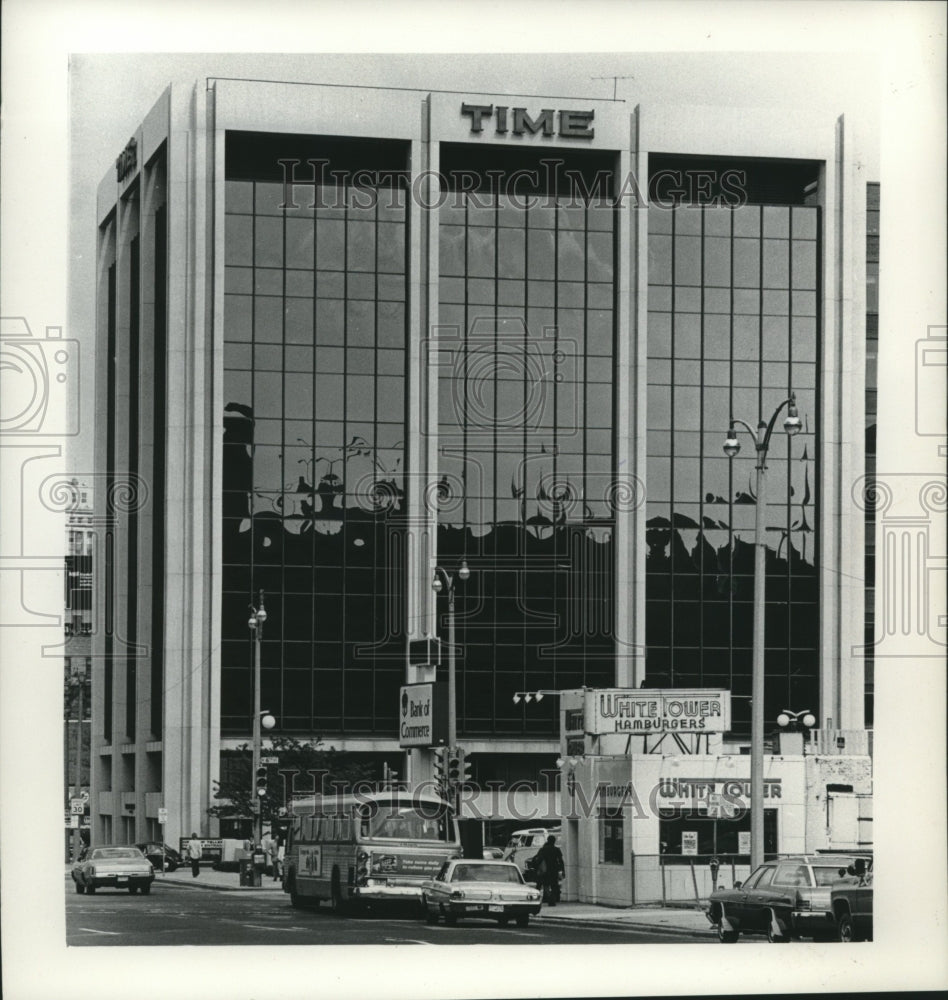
[421,859,542,928]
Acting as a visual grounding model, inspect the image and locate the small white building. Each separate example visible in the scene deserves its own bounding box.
[556,688,871,905]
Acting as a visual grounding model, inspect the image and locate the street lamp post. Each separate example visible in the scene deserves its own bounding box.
[68,660,87,862]
[723,394,801,871]
[247,591,275,847]
[431,561,470,777]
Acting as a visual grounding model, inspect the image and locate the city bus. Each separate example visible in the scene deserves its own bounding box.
[283,789,462,912]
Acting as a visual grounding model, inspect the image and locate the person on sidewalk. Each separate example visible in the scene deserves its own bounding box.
[269,834,282,882]
[276,837,285,882]
[533,836,565,906]
[186,833,203,878]
[261,830,274,877]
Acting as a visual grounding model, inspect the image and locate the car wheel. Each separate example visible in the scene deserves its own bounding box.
[515,913,530,928]
[838,912,857,942]
[86,884,96,895]
[717,923,738,943]
[423,898,438,925]
[766,911,790,943]
[441,905,457,927]
[141,884,151,895]
[129,886,138,894]
[74,882,85,894]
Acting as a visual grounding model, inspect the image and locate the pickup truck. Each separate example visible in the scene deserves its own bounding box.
[830,859,873,941]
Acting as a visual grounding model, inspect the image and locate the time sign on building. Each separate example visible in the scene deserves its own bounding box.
[461,103,595,139]
[589,689,731,734]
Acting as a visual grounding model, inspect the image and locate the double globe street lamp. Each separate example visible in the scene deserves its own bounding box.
[248,591,276,847]
[723,394,802,872]
[431,561,470,750]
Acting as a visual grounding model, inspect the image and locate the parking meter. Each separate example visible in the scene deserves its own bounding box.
[709,856,720,890]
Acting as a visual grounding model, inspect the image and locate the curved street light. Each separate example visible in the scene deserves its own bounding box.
[431,561,470,752]
[248,591,274,846]
[722,394,801,872]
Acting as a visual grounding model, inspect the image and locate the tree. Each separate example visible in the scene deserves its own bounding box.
[208,736,378,827]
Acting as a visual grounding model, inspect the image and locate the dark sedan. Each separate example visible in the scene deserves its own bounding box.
[72,846,155,895]
[136,842,182,872]
[707,855,865,942]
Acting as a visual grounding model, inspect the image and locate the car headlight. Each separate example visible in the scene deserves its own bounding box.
[450,889,465,899]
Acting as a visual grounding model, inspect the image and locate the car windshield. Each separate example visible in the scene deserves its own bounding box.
[814,866,849,886]
[90,848,143,860]
[452,864,522,884]
[359,801,452,842]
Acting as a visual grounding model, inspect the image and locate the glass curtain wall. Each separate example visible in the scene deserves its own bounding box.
[437,146,618,738]
[645,167,821,737]
[221,133,409,736]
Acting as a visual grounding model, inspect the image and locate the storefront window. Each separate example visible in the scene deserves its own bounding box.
[658,807,778,863]
[599,806,624,864]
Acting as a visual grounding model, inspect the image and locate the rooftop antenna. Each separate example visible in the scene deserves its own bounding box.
[591,75,635,101]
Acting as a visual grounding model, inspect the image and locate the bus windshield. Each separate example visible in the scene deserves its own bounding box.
[358,799,453,842]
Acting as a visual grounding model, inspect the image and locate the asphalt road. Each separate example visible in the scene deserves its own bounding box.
[66,883,715,946]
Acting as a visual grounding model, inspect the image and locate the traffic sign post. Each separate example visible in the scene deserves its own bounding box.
[70,798,85,815]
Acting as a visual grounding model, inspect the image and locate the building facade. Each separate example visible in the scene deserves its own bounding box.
[91,80,870,850]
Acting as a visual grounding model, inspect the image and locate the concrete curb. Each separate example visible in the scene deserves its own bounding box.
[153,877,284,893]
[534,913,713,937]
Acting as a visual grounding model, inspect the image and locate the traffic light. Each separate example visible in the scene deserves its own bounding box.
[255,766,268,798]
[461,752,472,784]
[433,746,447,783]
[446,749,462,783]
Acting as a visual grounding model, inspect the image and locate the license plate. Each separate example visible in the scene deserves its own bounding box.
[488,905,504,913]
[116,877,128,883]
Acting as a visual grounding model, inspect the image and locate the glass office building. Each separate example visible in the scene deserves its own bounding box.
[91,81,870,846]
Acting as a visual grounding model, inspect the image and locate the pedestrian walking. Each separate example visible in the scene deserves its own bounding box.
[533,835,565,906]
[276,837,285,882]
[261,829,275,877]
[186,832,203,878]
[269,834,281,881]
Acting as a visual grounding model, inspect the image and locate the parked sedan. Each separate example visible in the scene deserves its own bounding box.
[135,842,182,872]
[421,859,542,927]
[706,855,865,942]
[72,846,155,895]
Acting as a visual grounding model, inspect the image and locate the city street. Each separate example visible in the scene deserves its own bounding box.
[66,881,716,947]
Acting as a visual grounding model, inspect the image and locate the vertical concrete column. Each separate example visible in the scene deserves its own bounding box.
[615,105,648,688]
[818,116,867,732]
[404,97,437,784]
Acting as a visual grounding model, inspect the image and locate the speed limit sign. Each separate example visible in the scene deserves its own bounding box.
[70,798,85,815]
[158,808,168,825]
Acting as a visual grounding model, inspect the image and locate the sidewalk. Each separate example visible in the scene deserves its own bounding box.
[152,866,284,892]
[67,866,713,935]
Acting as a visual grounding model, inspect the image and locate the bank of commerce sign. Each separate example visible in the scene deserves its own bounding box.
[398,683,448,748]
[590,689,731,734]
